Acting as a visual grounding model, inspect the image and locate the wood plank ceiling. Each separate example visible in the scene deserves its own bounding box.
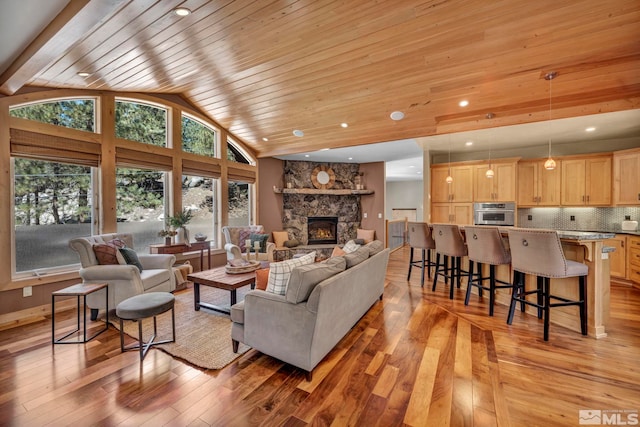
[2,0,639,158]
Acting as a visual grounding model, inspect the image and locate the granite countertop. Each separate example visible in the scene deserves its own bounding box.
[555,230,616,240]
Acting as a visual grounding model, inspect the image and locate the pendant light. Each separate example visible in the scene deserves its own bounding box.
[445,142,453,184]
[544,71,558,171]
[486,148,494,178]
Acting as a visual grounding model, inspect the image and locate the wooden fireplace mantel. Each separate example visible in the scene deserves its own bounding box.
[273,188,374,195]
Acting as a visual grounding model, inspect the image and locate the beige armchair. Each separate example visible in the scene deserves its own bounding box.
[222,225,275,262]
[69,233,176,320]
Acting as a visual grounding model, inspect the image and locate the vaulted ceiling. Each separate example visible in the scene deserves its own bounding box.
[1,0,639,159]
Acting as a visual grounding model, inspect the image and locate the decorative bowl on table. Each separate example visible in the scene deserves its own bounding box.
[225,260,261,274]
[194,233,207,242]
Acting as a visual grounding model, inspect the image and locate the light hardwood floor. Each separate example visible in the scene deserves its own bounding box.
[1,247,639,426]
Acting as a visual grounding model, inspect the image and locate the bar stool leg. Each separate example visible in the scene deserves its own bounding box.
[536,276,544,319]
[543,277,551,341]
[443,255,449,285]
[489,265,496,317]
[426,249,432,279]
[420,249,426,287]
[507,270,521,325]
[579,275,587,335]
[464,260,475,306]
[407,247,414,281]
[432,253,441,292]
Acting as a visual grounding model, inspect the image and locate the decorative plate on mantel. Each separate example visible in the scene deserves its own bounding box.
[311,165,336,189]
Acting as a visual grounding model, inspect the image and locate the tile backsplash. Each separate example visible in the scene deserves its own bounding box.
[517,207,640,231]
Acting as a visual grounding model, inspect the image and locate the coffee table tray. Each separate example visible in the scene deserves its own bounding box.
[225,260,261,274]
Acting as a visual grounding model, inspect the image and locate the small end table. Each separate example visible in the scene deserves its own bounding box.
[149,240,211,270]
[52,283,109,344]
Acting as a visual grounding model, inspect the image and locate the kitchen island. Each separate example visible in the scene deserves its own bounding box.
[469,229,614,338]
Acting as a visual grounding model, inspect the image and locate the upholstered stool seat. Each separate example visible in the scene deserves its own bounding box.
[407,222,437,287]
[431,224,469,299]
[464,226,512,316]
[116,292,176,360]
[506,228,588,341]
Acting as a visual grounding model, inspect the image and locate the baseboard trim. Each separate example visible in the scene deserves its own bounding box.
[0,298,75,331]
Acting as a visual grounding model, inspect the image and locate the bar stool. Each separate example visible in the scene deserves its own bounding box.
[407,222,436,287]
[431,223,468,299]
[464,226,512,316]
[506,228,588,341]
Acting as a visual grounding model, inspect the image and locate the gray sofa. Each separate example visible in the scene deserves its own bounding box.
[230,240,390,379]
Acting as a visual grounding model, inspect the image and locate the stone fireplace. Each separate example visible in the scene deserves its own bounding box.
[281,161,363,245]
[307,217,338,244]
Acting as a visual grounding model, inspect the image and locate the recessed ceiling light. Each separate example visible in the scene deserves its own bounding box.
[390,111,405,121]
[409,165,415,168]
[459,100,469,107]
[173,7,191,16]
[465,141,473,146]
[77,72,91,77]
[262,137,269,142]
[585,127,596,132]
[320,148,330,151]
[417,171,421,174]
[341,123,348,128]
[293,129,304,137]
[304,154,310,158]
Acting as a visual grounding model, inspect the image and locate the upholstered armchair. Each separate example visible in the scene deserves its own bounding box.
[222,225,275,262]
[69,233,176,319]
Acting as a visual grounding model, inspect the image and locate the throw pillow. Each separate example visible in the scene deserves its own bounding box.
[286,256,346,304]
[238,229,252,252]
[93,244,120,265]
[250,233,269,253]
[342,240,360,253]
[357,228,375,244]
[365,240,384,256]
[255,268,270,291]
[272,231,289,248]
[107,238,127,264]
[283,239,300,248]
[266,251,315,295]
[331,245,346,257]
[119,247,144,272]
[344,246,370,268]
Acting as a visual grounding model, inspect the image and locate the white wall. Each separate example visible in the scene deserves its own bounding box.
[386,180,424,221]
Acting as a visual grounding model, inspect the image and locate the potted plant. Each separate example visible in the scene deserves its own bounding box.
[158,229,177,245]
[167,208,193,244]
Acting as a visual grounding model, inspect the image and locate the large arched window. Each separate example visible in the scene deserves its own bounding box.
[115,99,167,146]
[182,113,218,157]
[10,98,96,132]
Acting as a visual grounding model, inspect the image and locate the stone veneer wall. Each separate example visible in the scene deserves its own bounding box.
[282,161,363,244]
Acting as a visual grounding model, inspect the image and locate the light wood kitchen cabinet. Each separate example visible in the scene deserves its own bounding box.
[605,235,627,279]
[629,236,640,284]
[431,203,473,225]
[431,165,474,203]
[561,156,611,206]
[613,149,640,206]
[516,160,561,206]
[474,162,517,202]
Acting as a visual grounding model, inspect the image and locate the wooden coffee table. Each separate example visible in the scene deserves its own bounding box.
[188,266,256,315]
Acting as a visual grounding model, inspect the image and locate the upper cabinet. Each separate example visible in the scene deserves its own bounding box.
[613,148,640,206]
[561,155,612,206]
[517,160,561,206]
[474,161,517,202]
[431,165,473,203]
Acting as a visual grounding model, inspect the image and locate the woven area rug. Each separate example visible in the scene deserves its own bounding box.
[109,285,251,370]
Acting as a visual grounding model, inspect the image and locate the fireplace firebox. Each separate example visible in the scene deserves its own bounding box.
[307,217,338,244]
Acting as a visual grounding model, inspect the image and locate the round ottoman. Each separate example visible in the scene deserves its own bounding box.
[116,292,176,361]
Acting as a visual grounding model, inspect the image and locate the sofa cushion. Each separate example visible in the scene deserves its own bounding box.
[272,231,289,248]
[250,233,269,253]
[331,245,346,257]
[266,251,316,295]
[119,247,144,272]
[255,268,270,291]
[230,300,245,324]
[140,268,172,290]
[357,228,375,244]
[342,240,360,253]
[365,240,384,256]
[344,246,370,268]
[286,256,346,303]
